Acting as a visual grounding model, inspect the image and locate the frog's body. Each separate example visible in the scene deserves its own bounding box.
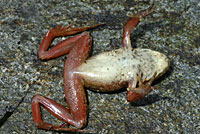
[77,48,169,91]
[32,2,170,132]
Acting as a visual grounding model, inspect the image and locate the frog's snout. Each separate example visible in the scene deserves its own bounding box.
[154,52,170,78]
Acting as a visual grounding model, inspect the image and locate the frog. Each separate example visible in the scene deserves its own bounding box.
[32,1,170,132]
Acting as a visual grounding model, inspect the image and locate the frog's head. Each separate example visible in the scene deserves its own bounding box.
[126,51,170,103]
[137,49,170,84]
[151,51,170,80]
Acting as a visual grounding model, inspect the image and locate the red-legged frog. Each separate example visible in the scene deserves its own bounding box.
[32,2,170,132]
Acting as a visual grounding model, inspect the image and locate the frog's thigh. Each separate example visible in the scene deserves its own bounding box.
[63,32,92,127]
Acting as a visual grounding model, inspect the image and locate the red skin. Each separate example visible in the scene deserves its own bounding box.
[32,2,155,132]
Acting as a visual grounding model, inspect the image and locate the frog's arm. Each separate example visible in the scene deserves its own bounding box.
[126,83,152,102]
[122,1,155,48]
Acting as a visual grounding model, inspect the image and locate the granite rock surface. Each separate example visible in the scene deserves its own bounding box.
[0,0,199,134]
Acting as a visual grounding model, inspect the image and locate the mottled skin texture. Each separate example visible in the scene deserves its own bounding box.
[32,2,170,132]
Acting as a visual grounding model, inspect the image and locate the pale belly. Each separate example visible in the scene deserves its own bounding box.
[76,48,169,92]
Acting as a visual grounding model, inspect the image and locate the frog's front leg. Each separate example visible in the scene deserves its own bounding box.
[127,83,152,102]
[32,25,93,132]
[125,73,153,102]
[122,1,154,48]
[122,1,155,102]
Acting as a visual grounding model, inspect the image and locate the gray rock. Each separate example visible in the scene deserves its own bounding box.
[0,0,199,134]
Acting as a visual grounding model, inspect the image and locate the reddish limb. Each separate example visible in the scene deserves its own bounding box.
[63,32,92,128]
[32,95,72,130]
[122,1,155,48]
[38,24,101,60]
[126,84,153,102]
[125,5,158,101]
[32,31,92,131]
[32,95,92,132]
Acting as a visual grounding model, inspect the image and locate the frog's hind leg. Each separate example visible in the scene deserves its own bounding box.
[122,1,155,48]
[62,31,92,128]
[32,32,92,132]
[38,24,100,60]
[32,95,93,133]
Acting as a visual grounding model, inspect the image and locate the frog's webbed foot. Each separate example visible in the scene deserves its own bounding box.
[35,122,94,133]
[32,95,94,133]
[50,23,103,37]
